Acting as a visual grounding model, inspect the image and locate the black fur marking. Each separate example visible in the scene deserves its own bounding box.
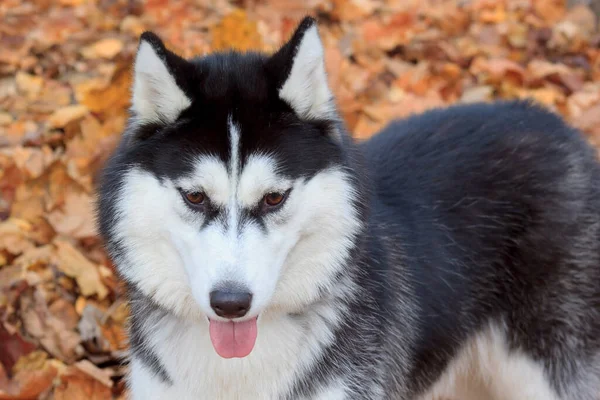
[127,284,173,384]
[113,51,340,184]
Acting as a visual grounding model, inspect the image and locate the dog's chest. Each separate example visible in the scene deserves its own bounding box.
[146,313,336,399]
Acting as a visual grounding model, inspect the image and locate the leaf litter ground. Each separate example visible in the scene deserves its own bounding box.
[1,0,599,398]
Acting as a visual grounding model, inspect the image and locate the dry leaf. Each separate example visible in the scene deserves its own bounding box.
[9,147,55,180]
[20,288,83,362]
[15,72,43,98]
[74,68,131,114]
[460,85,494,103]
[47,105,89,129]
[2,1,600,398]
[48,298,80,331]
[0,218,34,255]
[573,103,600,136]
[81,38,124,60]
[78,304,113,353]
[470,57,525,86]
[361,12,415,50]
[53,240,108,299]
[533,0,565,24]
[0,113,14,126]
[53,365,112,400]
[0,324,36,373]
[74,360,113,388]
[0,351,57,400]
[528,60,575,80]
[562,4,597,38]
[47,192,97,239]
[331,0,376,21]
[9,180,46,223]
[211,10,263,51]
[120,16,146,36]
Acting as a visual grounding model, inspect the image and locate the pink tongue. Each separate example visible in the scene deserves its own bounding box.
[209,318,258,358]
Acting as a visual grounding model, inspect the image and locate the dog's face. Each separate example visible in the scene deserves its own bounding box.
[97,18,362,357]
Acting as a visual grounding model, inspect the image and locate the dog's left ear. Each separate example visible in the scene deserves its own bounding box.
[268,17,334,120]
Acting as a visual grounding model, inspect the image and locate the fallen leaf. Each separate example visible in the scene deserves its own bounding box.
[53,366,112,400]
[78,304,113,354]
[20,288,83,362]
[80,38,124,60]
[573,103,600,136]
[47,105,89,129]
[53,240,108,299]
[528,60,574,80]
[74,360,113,388]
[562,4,597,38]
[1,1,600,398]
[9,180,46,223]
[11,245,54,271]
[47,191,97,239]
[59,0,87,5]
[0,324,36,373]
[120,16,146,36]
[0,218,34,255]
[74,68,131,114]
[15,72,43,98]
[533,0,565,24]
[331,0,376,21]
[8,146,55,180]
[460,85,494,103]
[479,5,507,24]
[0,113,13,126]
[360,12,416,50]
[0,351,57,400]
[211,10,263,51]
[470,57,526,86]
[48,298,80,331]
[517,86,564,107]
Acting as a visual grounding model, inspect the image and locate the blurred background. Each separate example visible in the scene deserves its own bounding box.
[1,0,599,398]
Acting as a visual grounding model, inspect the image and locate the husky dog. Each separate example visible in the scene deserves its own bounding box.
[96,17,600,400]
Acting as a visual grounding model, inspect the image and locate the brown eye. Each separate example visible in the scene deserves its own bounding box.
[185,192,205,205]
[264,192,285,207]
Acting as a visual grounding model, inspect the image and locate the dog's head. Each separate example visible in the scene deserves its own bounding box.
[97,17,364,358]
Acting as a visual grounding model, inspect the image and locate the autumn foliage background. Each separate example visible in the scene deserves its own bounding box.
[1,0,600,398]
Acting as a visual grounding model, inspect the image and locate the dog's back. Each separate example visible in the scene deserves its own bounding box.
[361,100,600,399]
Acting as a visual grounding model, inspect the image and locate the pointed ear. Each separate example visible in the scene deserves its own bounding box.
[131,32,192,124]
[268,17,335,120]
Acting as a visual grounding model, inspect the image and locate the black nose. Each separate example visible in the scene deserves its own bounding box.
[209,290,252,319]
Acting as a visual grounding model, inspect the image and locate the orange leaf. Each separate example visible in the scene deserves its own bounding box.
[211,10,263,52]
[54,365,112,400]
[0,352,57,400]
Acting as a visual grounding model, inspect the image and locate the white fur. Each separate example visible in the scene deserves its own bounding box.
[128,300,347,399]
[416,322,560,400]
[131,41,191,124]
[176,155,230,206]
[306,380,349,400]
[227,117,242,234]
[279,25,334,120]
[238,155,292,208]
[114,159,359,320]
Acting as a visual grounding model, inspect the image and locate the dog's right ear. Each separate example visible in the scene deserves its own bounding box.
[131,32,192,125]
[267,17,334,121]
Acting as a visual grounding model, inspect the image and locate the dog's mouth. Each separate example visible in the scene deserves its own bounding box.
[208,317,258,358]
